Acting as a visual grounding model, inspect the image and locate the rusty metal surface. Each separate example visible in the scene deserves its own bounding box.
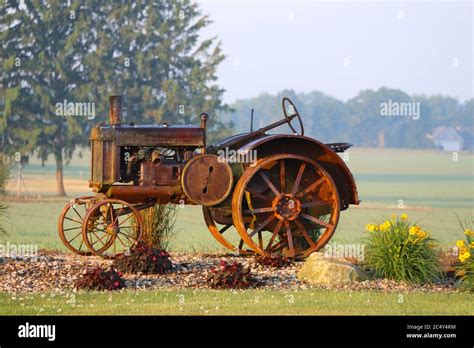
[182,154,233,206]
[109,96,123,126]
[61,95,358,259]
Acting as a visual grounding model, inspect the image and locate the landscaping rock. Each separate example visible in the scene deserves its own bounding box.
[297,252,368,286]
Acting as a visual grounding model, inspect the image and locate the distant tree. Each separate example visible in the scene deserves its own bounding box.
[1,1,98,196]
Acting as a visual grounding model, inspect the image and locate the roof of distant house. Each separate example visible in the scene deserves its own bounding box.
[428,126,464,143]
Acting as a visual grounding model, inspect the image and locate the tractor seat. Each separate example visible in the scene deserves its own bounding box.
[326,142,353,153]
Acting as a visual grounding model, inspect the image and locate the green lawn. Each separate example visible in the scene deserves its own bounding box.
[1,289,472,315]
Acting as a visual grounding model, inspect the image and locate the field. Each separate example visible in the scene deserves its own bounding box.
[1,148,473,315]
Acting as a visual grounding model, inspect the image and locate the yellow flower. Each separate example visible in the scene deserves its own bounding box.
[378,221,391,231]
[409,226,420,235]
[390,213,397,221]
[465,229,472,236]
[366,224,376,232]
[401,213,408,220]
[456,240,465,248]
[459,251,471,263]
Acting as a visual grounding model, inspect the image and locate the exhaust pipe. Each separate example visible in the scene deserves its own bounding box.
[109,95,123,126]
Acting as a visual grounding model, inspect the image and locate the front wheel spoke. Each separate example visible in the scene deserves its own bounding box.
[63,226,81,232]
[296,177,325,198]
[118,231,136,241]
[118,213,133,227]
[72,207,83,221]
[113,204,125,225]
[68,232,82,243]
[91,234,109,247]
[266,219,284,250]
[117,225,133,230]
[248,214,276,238]
[300,212,333,229]
[64,216,82,224]
[259,170,281,197]
[284,221,295,257]
[243,206,274,214]
[116,234,129,248]
[294,219,316,248]
[91,230,108,246]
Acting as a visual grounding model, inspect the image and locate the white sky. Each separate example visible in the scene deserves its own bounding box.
[198,0,473,103]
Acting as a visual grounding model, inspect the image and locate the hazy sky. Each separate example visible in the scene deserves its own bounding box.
[198,0,473,103]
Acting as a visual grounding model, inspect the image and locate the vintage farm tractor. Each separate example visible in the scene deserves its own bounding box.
[58,96,359,259]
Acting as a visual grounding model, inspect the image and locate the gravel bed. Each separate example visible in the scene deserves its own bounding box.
[0,252,458,294]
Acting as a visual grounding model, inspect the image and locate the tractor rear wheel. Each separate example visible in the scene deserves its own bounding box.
[232,154,340,259]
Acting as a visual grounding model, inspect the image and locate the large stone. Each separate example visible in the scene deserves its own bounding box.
[297,252,368,286]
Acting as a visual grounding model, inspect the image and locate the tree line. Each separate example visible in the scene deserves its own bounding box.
[223,88,473,149]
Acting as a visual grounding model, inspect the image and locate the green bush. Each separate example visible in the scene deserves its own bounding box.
[454,215,473,292]
[364,214,442,284]
[139,204,177,251]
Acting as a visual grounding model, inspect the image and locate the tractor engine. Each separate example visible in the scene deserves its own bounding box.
[119,146,191,186]
[89,96,206,203]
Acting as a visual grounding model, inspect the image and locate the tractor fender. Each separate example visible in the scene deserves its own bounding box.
[237,134,359,210]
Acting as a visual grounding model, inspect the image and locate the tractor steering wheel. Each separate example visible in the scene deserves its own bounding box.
[282,97,304,136]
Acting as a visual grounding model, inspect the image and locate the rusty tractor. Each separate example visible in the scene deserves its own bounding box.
[58,96,359,259]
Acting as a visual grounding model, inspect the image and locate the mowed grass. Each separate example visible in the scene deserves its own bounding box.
[1,289,472,315]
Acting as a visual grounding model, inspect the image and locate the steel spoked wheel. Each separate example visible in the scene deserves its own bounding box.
[58,196,107,255]
[82,199,143,259]
[232,154,340,259]
[202,207,255,255]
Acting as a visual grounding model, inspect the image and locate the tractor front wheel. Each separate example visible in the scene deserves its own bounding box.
[82,199,143,259]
